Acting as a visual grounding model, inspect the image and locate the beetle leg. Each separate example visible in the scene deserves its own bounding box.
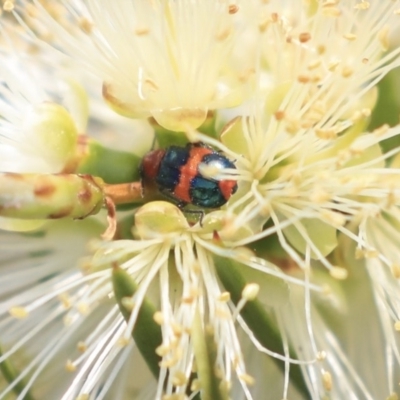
[183,209,205,227]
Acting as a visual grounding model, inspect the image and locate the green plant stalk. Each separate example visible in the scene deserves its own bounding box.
[191,307,228,400]
[77,138,142,184]
[0,345,35,400]
[112,266,162,378]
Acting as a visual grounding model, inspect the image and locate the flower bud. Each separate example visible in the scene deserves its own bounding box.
[23,102,78,172]
[135,201,189,239]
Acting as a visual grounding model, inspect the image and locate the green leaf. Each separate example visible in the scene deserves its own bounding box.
[213,255,310,397]
[191,307,229,400]
[112,267,162,378]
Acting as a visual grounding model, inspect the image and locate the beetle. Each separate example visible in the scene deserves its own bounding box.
[140,142,237,210]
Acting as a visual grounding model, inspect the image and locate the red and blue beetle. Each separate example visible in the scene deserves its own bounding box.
[140,142,237,209]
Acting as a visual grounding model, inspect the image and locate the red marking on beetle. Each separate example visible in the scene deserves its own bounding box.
[218,180,237,201]
[173,146,213,203]
[141,149,165,180]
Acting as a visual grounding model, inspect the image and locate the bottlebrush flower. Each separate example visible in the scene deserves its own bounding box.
[1,1,400,400]
[14,0,255,131]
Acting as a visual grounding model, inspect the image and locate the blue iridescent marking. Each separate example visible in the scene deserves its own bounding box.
[156,146,189,191]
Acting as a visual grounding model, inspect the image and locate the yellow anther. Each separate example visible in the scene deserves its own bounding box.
[329,267,348,280]
[65,360,76,372]
[77,341,87,352]
[77,302,89,315]
[172,371,188,386]
[153,311,164,325]
[218,292,231,302]
[242,283,260,301]
[9,307,28,319]
[322,371,332,391]
[239,373,255,385]
[392,264,400,279]
[121,297,135,311]
[316,351,327,361]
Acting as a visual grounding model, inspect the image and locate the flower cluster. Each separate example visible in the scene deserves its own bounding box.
[1,1,400,400]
